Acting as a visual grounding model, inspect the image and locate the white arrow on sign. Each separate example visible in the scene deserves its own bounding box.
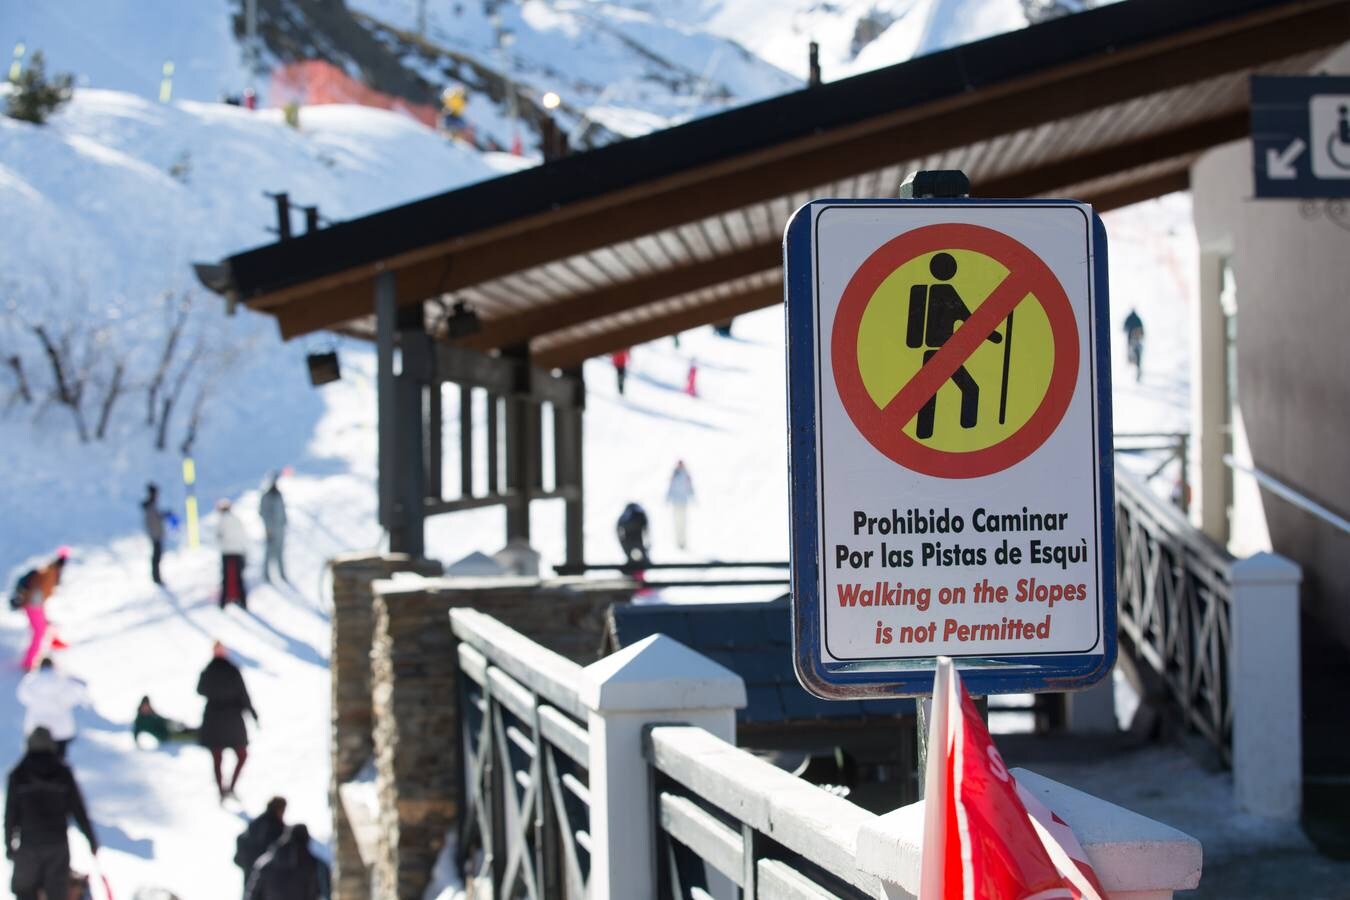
[1267,138,1307,179]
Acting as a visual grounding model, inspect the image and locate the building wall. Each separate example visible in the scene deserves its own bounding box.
[1191,138,1350,649]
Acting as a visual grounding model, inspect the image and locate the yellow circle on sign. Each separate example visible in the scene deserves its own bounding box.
[855,249,1055,453]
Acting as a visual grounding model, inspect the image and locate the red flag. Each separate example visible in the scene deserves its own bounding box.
[919,658,1106,900]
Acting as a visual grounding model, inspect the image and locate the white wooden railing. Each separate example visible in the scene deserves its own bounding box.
[1114,469,1302,820]
[450,608,1203,899]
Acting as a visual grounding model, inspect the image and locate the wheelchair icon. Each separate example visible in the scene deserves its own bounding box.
[1310,95,1350,179]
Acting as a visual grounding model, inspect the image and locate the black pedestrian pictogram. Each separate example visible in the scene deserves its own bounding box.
[904,252,1004,440]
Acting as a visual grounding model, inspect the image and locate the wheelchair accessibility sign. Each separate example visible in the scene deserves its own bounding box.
[784,199,1115,699]
[1252,75,1350,198]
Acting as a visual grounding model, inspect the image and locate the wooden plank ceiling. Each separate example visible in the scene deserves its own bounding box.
[204,0,1350,370]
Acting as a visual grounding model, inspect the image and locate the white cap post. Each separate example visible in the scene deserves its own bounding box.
[1230,552,1302,820]
[579,634,747,900]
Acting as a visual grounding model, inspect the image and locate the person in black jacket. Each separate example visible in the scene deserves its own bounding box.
[4,727,98,900]
[246,823,331,900]
[236,797,286,896]
[197,641,257,801]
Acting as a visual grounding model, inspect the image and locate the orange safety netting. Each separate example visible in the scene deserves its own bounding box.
[269,60,438,128]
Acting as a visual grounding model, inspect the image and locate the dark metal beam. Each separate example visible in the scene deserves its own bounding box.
[459,243,782,352]
[532,284,785,369]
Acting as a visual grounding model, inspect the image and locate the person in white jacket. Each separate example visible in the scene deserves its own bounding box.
[17,658,89,760]
[217,499,250,609]
[665,460,695,550]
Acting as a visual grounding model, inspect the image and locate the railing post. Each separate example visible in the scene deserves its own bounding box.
[1230,552,1302,820]
[855,769,1203,898]
[579,635,747,900]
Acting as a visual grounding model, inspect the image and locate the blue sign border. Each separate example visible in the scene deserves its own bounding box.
[783,198,1116,699]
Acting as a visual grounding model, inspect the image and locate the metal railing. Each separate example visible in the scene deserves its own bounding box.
[1115,430,1190,513]
[1224,454,1350,536]
[647,725,880,899]
[1114,469,1235,762]
[453,609,593,898]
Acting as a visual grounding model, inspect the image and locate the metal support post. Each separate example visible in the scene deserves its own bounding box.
[396,374,426,558]
[486,394,499,493]
[376,272,397,534]
[504,397,531,543]
[427,382,443,502]
[460,384,474,498]
[558,368,585,571]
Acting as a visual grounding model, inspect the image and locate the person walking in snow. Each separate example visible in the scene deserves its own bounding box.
[665,460,695,550]
[258,473,289,585]
[217,499,249,609]
[16,658,88,761]
[245,823,331,900]
[4,727,99,900]
[684,359,699,398]
[1123,308,1145,382]
[610,349,631,395]
[236,797,287,893]
[616,502,650,570]
[143,482,168,586]
[197,641,257,802]
[12,548,69,672]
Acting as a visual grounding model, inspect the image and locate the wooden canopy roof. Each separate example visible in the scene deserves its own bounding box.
[198,0,1350,368]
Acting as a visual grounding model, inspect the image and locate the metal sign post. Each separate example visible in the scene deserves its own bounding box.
[784,171,1115,702]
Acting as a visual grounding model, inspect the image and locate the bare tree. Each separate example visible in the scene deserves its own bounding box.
[147,293,190,427]
[30,323,89,441]
[155,336,207,451]
[94,359,126,440]
[4,354,32,408]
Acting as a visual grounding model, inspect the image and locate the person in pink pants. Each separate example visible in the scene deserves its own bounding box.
[16,548,69,670]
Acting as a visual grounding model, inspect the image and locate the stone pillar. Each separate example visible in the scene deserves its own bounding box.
[329,552,441,900]
[580,634,747,900]
[368,575,635,899]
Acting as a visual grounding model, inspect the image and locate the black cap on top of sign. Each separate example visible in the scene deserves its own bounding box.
[898,169,970,199]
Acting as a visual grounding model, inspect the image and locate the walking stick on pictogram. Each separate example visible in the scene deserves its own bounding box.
[998,310,1015,425]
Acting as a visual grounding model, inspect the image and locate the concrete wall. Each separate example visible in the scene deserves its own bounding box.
[1191,138,1350,650]
[363,573,634,900]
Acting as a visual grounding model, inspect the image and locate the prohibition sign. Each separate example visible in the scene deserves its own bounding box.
[831,222,1079,478]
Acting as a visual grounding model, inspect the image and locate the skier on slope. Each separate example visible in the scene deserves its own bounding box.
[665,460,695,551]
[245,823,331,900]
[217,500,250,609]
[236,797,287,894]
[616,502,650,570]
[258,473,289,585]
[197,641,257,802]
[12,548,69,671]
[142,482,169,586]
[16,658,88,761]
[1123,308,1145,382]
[610,349,631,395]
[4,727,99,900]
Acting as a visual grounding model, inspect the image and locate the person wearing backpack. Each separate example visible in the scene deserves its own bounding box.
[245,823,330,900]
[235,797,286,896]
[4,727,99,900]
[12,549,69,671]
[615,502,650,570]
